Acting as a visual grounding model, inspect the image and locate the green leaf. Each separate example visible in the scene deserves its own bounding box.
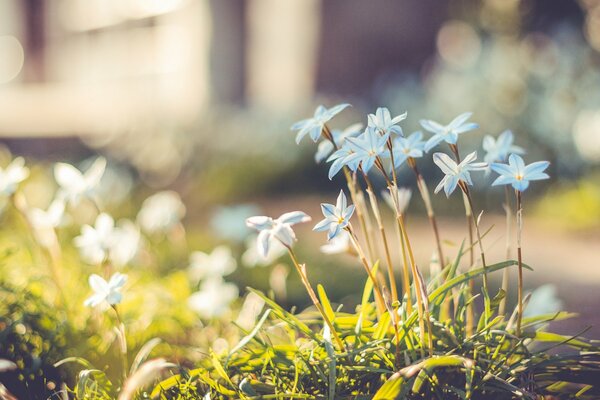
[373,372,404,400]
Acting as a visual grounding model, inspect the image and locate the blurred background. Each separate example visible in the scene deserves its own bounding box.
[0,0,599,333]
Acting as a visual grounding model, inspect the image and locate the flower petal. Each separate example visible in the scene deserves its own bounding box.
[277,211,311,225]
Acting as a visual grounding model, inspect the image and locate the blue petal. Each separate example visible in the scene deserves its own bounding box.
[313,218,332,232]
[512,179,530,192]
[444,176,460,197]
[321,203,337,218]
[523,161,550,179]
[491,175,515,186]
[327,223,341,241]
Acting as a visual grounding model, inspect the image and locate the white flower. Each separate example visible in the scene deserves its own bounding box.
[320,229,352,255]
[381,187,412,215]
[0,157,29,196]
[137,191,186,234]
[188,245,237,282]
[110,220,141,268]
[241,234,286,267]
[524,284,563,318]
[84,272,127,307]
[313,191,355,240]
[54,157,106,206]
[74,213,139,266]
[433,151,487,197]
[188,278,238,319]
[27,199,65,248]
[74,213,116,265]
[245,211,311,257]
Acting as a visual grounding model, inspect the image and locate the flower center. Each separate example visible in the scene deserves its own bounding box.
[515,174,523,181]
[337,216,345,224]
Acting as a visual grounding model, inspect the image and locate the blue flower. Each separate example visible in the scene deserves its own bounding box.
[246,211,311,257]
[420,112,479,152]
[313,191,355,240]
[482,130,525,164]
[490,154,550,192]
[367,107,407,136]
[391,131,426,169]
[326,142,360,180]
[344,127,390,173]
[315,123,362,163]
[433,151,487,197]
[291,103,351,144]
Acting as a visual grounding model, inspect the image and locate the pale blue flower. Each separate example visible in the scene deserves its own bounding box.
[367,107,407,136]
[326,141,361,180]
[433,151,487,197]
[246,211,311,257]
[490,154,550,192]
[344,127,390,173]
[420,112,479,152]
[84,272,127,307]
[291,103,351,144]
[315,123,362,163]
[313,191,355,240]
[482,130,525,164]
[391,131,426,169]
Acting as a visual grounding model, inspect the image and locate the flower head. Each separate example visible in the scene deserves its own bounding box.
[188,278,238,319]
[54,157,106,206]
[28,199,65,248]
[433,151,487,197]
[84,272,127,307]
[367,107,407,136]
[326,141,361,180]
[137,191,186,234]
[74,213,139,267]
[246,211,311,257]
[188,245,237,282]
[344,127,390,173]
[482,130,525,164]
[242,234,286,267]
[0,157,29,196]
[420,112,479,152]
[391,131,426,169]
[315,123,362,163]
[291,103,350,144]
[313,190,355,240]
[490,154,549,192]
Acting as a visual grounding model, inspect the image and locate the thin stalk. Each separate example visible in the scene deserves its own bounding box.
[287,247,346,352]
[516,190,523,336]
[449,144,475,336]
[392,189,413,314]
[346,224,386,314]
[460,182,491,328]
[361,172,398,304]
[112,305,128,382]
[499,186,512,316]
[408,159,445,269]
[396,213,431,356]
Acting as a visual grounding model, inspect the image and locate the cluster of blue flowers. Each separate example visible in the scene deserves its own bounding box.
[291,104,550,239]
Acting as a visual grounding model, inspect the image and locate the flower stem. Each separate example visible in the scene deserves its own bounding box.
[112,305,129,382]
[286,247,346,352]
[345,225,386,314]
[515,190,524,336]
[408,159,445,270]
[361,172,398,304]
[499,186,512,316]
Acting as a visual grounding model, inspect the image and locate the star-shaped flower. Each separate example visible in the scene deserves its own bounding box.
[74,213,117,265]
[326,141,361,180]
[84,272,127,307]
[291,103,351,144]
[344,127,390,173]
[315,123,362,163]
[433,151,487,197]
[367,107,407,136]
[313,190,355,240]
[490,154,549,192]
[54,157,106,206]
[246,211,311,257]
[482,130,525,164]
[420,112,479,152]
[391,131,426,169]
[0,157,29,196]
